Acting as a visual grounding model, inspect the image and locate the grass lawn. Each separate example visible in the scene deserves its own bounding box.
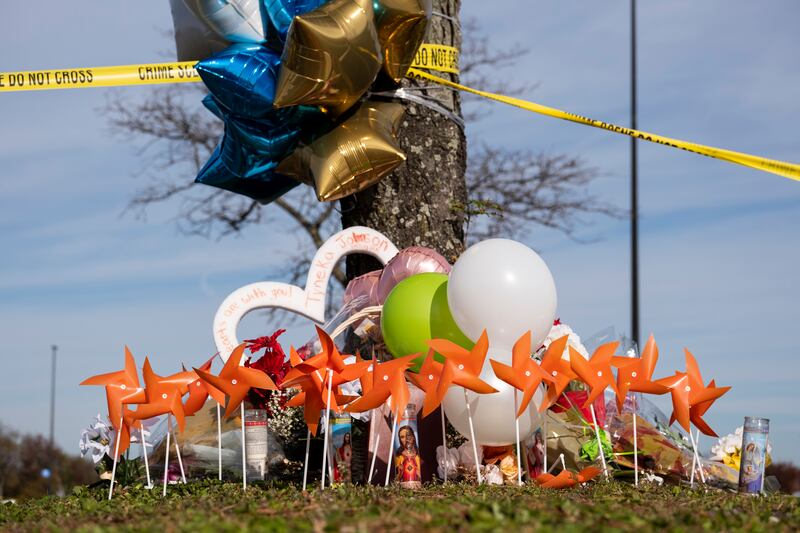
[1,480,798,532]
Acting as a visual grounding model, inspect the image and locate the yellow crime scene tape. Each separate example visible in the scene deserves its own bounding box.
[0,62,201,91]
[411,44,459,74]
[407,68,800,182]
[0,45,458,92]
[1,49,798,183]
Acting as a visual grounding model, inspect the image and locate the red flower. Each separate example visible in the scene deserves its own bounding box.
[549,390,606,428]
[244,329,291,411]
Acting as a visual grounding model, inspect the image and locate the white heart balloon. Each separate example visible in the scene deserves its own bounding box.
[213,226,399,360]
[182,0,265,44]
[441,346,544,446]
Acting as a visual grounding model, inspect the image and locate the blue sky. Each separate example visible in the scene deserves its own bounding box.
[1,2,798,462]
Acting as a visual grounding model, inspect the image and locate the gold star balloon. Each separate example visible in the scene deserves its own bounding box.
[80,346,146,431]
[374,0,432,82]
[568,342,620,409]
[194,343,278,419]
[273,0,382,115]
[277,101,406,202]
[489,331,555,417]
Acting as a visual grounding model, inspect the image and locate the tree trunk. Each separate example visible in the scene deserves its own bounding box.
[341,0,467,277]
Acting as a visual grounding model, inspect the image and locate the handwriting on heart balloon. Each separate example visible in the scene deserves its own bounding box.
[213,226,399,360]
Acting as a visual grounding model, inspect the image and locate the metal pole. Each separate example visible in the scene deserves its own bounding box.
[49,344,57,495]
[630,0,640,349]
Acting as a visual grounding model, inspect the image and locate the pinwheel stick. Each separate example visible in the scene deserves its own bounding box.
[321,369,333,490]
[172,428,186,484]
[589,404,609,479]
[688,428,706,486]
[543,413,548,474]
[368,432,381,484]
[514,390,522,486]
[302,429,311,491]
[547,453,566,474]
[632,395,639,487]
[162,422,171,497]
[108,415,123,500]
[140,426,152,489]
[385,415,397,486]
[463,388,483,484]
[440,409,448,484]
[241,403,247,491]
[217,403,222,481]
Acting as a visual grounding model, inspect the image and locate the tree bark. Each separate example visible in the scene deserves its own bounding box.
[341,0,467,277]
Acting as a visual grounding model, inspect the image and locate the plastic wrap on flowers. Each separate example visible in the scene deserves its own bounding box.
[604,395,739,487]
[141,400,291,482]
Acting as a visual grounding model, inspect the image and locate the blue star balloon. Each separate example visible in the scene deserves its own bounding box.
[260,0,325,42]
[196,95,327,203]
[196,145,299,204]
[196,43,282,118]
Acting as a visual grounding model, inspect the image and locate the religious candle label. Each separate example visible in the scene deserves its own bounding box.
[329,412,352,483]
[393,404,422,488]
[738,416,769,494]
[245,410,268,479]
[523,427,546,480]
[245,420,268,460]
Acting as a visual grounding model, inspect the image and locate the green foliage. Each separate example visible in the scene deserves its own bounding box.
[1,480,798,532]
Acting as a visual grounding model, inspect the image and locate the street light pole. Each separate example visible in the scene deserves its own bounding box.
[50,345,57,446]
[630,0,640,349]
[49,344,57,495]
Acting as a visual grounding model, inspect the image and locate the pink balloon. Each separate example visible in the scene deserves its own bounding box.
[343,269,382,308]
[376,246,451,303]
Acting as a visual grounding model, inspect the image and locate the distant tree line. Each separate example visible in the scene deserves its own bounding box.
[0,424,95,500]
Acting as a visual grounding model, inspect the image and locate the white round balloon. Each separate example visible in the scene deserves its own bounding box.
[447,238,557,349]
[441,347,544,446]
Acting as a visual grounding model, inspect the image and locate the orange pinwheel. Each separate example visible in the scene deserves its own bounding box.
[183,357,226,417]
[406,350,445,418]
[125,357,191,432]
[535,466,601,489]
[80,346,146,432]
[538,335,576,411]
[346,354,420,418]
[427,330,498,406]
[656,349,730,435]
[689,379,729,437]
[490,331,555,417]
[568,342,620,408]
[610,334,668,410]
[286,326,347,377]
[281,345,369,406]
[282,347,369,435]
[194,343,278,419]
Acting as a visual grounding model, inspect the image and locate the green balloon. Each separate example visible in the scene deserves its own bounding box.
[380,272,473,371]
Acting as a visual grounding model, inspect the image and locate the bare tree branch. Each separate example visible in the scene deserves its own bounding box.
[101,18,618,331]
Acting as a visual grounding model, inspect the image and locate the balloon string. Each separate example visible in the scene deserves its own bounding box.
[370,89,464,129]
[431,11,461,26]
